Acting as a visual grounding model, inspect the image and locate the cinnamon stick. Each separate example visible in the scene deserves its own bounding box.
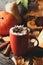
[0,41,10,50]
[3,44,11,56]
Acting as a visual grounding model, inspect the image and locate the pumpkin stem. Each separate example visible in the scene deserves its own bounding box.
[2,17,4,19]
[0,17,4,20]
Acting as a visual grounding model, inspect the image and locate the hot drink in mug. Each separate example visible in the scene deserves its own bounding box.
[10,25,39,56]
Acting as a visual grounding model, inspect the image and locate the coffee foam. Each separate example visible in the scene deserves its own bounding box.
[10,25,30,36]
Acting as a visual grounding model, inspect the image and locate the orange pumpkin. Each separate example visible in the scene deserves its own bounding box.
[0,11,18,35]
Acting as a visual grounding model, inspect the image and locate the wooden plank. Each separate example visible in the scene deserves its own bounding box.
[0,53,14,65]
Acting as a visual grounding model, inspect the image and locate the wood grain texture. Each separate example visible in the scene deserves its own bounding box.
[0,53,14,65]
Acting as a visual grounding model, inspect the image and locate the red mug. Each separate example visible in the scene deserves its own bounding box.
[9,25,39,56]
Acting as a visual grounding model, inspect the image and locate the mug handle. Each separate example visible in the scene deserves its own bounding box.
[28,34,39,47]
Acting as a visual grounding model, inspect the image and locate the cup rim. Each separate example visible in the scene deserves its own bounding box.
[9,26,28,36]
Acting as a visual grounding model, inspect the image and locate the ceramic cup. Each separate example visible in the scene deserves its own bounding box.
[9,25,39,56]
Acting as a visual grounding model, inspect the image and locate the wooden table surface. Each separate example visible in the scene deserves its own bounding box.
[0,47,43,65]
[0,31,43,65]
[0,53,14,65]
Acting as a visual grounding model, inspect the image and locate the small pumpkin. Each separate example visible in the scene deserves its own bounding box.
[0,11,18,35]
